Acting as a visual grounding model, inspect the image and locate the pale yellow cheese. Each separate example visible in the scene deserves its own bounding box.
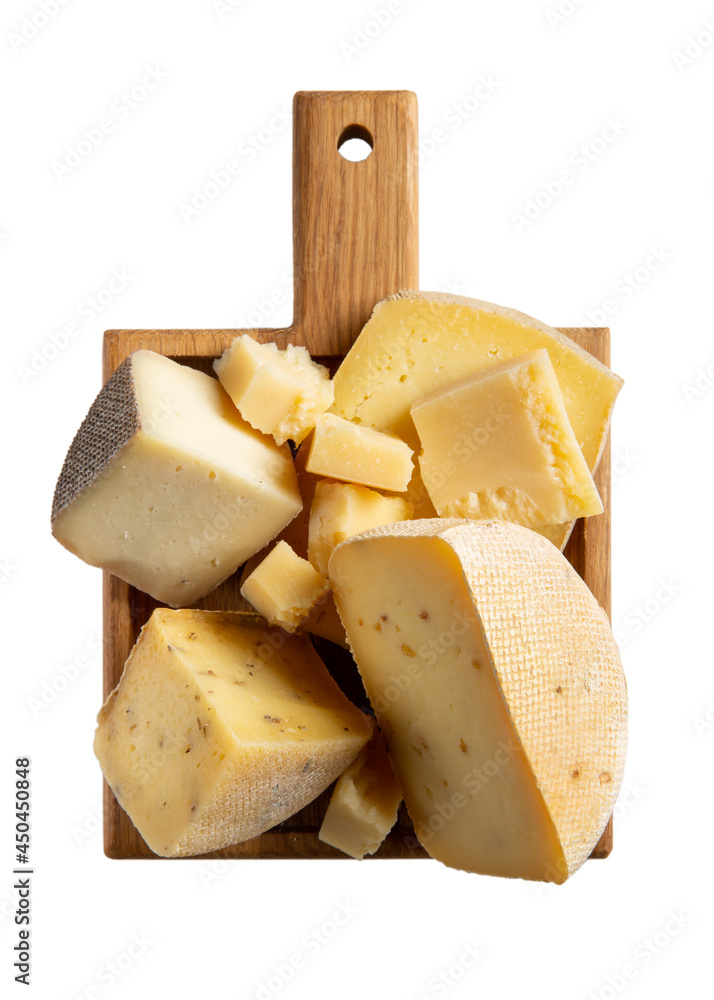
[329,519,627,883]
[308,481,413,576]
[51,350,301,606]
[94,609,372,857]
[306,414,413,492]
[214,335,333,445]
[240,541,329,632]
[319,728,402,859]
[411,350,602,528]
[332,291,622,548]
[300,592,349,648]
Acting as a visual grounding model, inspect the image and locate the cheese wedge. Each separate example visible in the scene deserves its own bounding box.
[331,291,622,548]
[52,350,301,606]
[329,519,627,882]
[411,350,603,528]
[319,728,403,859]
[300,592,349,648]
[94,609,372,857]
[214,335,333,445]
[306,414,414,493]
[240,541,329,632]
[308,481,413,576]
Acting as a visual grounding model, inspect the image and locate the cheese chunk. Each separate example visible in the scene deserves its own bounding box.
[214,335,333,445]
[306,414,413,492]
[332,291,622,548]
[241,541,329,632]
[94,609,372,857]
[411,350,603,528]
[330,519,627,883]
[308,481,413,576]
[301,592,349,648]
[319,728,402,859]
[52,350,301,606]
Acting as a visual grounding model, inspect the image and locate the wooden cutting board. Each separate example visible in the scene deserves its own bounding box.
[102,90,613,861]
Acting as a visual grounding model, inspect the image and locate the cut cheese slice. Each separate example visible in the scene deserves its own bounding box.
[411,350,603,528]
[52,350,301,606]
[94,609,372,857]
[214,335,333,445]
[332,291,622,548]
[319,728,403,859]
[306,414,414,493]
[308,481,413,576]
[240,541,329,632]
[329,519,627,882]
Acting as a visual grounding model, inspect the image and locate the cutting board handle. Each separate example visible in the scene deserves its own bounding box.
[291,90,419,355]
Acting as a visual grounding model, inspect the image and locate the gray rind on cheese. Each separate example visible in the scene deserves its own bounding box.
[51,353,139,524]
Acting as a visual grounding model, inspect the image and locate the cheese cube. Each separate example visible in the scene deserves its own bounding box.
[94,609,372,857]
[411,350,603,528]
[214,335,333,445]
[319,728,402,859]
[240,541,329,632]
[330,519,627,883]
[308,481,413,576]
[332,290,623,547]
[51,350,301,607]
[306,414,413,492]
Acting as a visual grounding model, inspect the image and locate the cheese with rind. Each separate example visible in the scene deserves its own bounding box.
[329,519,627,882]
[52,350,301,606]
[94,609,372,857]
[331,291,622,548]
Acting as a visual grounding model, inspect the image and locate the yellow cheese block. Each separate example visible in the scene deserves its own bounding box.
[306,414,414,493]
[240,541,329,632]
[51,350,301,606]
[329,519,627,883]
[411,350,603,528]
[319,728,403,859]
[300,592,349,649]
[332,290,622,548]
[94,609,372,857]
[308,480,413,576]
[214,335,333,445]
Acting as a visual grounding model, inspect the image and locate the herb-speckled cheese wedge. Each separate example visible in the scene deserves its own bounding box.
[94,609,372,857]
[329,519,627,882]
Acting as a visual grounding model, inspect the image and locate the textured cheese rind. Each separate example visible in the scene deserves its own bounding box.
[329,519,627,881]
[319,728,403,859]
[51,351,302,606]
[331,290,622,549]
[94,609,372,857]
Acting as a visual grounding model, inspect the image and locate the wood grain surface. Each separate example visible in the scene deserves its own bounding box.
[101,90,613,864]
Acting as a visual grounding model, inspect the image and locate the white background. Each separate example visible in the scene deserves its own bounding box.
[2,0,712,997]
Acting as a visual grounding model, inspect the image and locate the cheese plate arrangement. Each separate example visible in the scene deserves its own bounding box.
[51,91,626,880]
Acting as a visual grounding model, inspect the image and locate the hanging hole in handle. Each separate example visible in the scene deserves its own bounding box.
[337,124,373,162]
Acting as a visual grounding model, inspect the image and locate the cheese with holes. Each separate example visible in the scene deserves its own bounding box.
[329,519,627,882]
[306,414,413,492]
[94,609,372,857]
[308,481,413,576]
[241,541,329,632]
[51,350,301,606]
[332,290,622,548]
[214,335,333,445]
[319,728,402,859]
[411,350,602,528]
